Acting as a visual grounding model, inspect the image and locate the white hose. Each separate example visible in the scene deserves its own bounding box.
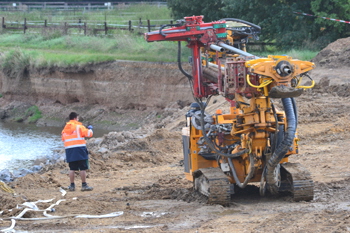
[59,187,67,197]
[11,211,124,221]
[0,191,124,232]
[0,219,15,232]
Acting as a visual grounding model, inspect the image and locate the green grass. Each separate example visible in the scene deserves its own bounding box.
[0,32,317,71]
[25,105,42,123]
[0,48,30,78]
[0,33,190,67]
[0,3,180,67]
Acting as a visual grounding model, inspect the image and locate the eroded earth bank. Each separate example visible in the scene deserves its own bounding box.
[0,37,350,232]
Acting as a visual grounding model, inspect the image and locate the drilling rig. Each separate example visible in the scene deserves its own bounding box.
[145,15,315,205]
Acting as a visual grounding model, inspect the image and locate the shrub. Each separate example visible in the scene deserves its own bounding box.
[0,49,31,79]
[25,106,42,123]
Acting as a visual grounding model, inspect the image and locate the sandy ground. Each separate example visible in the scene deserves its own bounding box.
[1,39,350,232]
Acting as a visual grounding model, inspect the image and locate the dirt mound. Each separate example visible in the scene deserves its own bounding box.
[87,128,183,169]
[312,37,350,68]
[0,192,23,211]
[312,76,350,97]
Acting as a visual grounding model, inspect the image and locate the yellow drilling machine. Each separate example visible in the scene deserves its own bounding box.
[145,16,315,205]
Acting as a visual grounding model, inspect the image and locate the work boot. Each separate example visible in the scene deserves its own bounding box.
[81,184,93,191]
[67,184,75,191]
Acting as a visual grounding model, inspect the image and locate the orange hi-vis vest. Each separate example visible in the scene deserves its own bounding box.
[62,120,93,149]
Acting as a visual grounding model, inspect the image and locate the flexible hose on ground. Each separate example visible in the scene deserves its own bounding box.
[265,98,297,195]
[0,219,15,233]
[0,193,124,232]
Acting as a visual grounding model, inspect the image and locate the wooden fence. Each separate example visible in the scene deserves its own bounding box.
[0,2,167,11]
[1,17,173,35]
[1,17,274,50]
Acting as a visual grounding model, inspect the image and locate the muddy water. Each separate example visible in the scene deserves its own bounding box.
[0,122,109,171]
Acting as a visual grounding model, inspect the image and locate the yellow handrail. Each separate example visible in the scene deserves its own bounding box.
[296,76,315,89]
[246,75,273,88]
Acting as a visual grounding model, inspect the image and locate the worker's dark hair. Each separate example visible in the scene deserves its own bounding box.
[69,112,79,120]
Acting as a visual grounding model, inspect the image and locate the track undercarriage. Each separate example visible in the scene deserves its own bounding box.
[194,162,314,205]
[193,168,231,206]
[279,163,314,201]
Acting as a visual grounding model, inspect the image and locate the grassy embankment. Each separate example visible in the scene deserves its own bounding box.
[0,4,318,69]
[0,4,185,68]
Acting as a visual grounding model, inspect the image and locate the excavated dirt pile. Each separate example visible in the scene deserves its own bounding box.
[0,37,350,232]
[312,37,350,69]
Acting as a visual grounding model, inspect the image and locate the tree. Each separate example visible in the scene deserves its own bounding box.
[168,0,350,50]
[167,0,225,22]
[222,0,319,49]
[310,0,350,48]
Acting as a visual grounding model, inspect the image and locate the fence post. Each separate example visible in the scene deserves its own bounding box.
[129,20,131,32]
[64,22,67,35]
[79,19,81,34]
[147,19,150,32]
[2,17,4,29]
[84,22,87,35]
[44,19,47,28]
[23,18,26,34]
[104,22,107,35]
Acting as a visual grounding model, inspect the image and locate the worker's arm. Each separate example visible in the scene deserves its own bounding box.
[79,125,93,138]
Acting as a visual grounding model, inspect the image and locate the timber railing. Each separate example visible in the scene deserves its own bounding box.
[1,17,274,50]
[0,2,167,11]
[1,17,174,35]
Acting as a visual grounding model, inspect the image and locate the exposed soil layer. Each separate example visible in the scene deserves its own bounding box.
[1,37,350,232]
[0,61,193,131]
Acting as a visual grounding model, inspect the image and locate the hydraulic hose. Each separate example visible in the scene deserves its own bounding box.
[228,152,255,188]
[291,97,298,128]
[177,41,192,80]
[197,99,247,158]
[265,98,297,195]
[220,18,261,32]
[271,103,279,155]
[159,23,182,37]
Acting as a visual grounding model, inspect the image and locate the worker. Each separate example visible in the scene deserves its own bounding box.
[62,112,94,191]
